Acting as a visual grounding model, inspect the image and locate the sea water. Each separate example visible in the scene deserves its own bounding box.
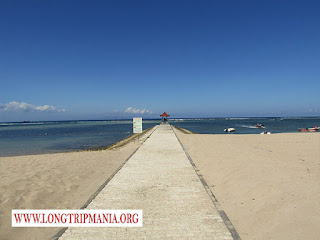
[0,120,159,157]
[0,117,319,157]
[169,117,320,134]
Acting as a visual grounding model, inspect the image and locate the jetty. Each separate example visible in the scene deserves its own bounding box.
[58,124,238,239]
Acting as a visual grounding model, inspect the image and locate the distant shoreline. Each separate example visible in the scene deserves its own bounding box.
[1,116,320,124]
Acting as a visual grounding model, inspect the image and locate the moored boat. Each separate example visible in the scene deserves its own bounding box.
[224,127,235,132]
[260,131,271,134]
[298,126,319,132]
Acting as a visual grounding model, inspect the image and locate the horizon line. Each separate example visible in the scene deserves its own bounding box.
[1,116,320,123]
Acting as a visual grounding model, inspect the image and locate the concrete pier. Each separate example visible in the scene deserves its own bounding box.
[59,124,234,239]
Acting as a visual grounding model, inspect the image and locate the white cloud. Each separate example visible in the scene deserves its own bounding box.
[0,101,66,113]
[125,107,152,114]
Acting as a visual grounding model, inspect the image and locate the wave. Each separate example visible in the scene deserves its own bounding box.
[0,122,44,126]
[281,117,320,120]
[237,124,258,129]
[225,118,251,120]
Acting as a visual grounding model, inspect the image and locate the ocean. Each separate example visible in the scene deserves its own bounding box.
[0,120,159,157]
[0,117,319,157]
[169,117,320,134]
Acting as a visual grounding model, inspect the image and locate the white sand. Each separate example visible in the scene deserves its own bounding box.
[2,128,319,240]
[0,141,141,240]
[176,131,320,240]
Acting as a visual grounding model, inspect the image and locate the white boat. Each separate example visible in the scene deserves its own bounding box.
[224,128,235,132]
[260,131,271,134]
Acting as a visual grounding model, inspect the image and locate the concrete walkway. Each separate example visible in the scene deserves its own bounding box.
[59,124,234,239]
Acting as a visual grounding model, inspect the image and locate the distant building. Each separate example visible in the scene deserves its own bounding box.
[160,112,170,123]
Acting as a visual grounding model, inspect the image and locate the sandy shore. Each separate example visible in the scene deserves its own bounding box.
[0,129,153,240]
[2,126,319,240]
[175,130,320,240]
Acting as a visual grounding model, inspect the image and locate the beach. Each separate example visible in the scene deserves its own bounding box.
[2,0,319,239]
[1,126,319,240]
[0,133,148,240]
[175,130,320,240]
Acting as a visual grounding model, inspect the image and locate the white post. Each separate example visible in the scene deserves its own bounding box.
[133,118,143,142]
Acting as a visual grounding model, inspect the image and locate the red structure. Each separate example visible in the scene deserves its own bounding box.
[160,112,170,123]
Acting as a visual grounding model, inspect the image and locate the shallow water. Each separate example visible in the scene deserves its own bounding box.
[169,117,320,134]
[0,120,159,157]
[1,117,319,157]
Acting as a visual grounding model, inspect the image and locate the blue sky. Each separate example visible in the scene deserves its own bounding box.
[0,0,319,121]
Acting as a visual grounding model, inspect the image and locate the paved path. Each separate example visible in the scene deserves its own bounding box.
[59,124,233,239]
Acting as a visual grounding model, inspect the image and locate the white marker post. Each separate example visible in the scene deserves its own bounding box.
[133,118,142,133]
[133,118,142,142]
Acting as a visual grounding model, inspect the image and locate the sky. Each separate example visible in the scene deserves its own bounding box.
[0,0,319,121]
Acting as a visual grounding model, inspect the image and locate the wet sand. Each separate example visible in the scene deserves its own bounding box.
[175,131,320,240]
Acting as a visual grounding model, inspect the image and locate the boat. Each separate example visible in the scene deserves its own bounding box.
[260,131,271,134]
[255,123,265,129]
[224,128,235,132]
[298,126,319,132]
